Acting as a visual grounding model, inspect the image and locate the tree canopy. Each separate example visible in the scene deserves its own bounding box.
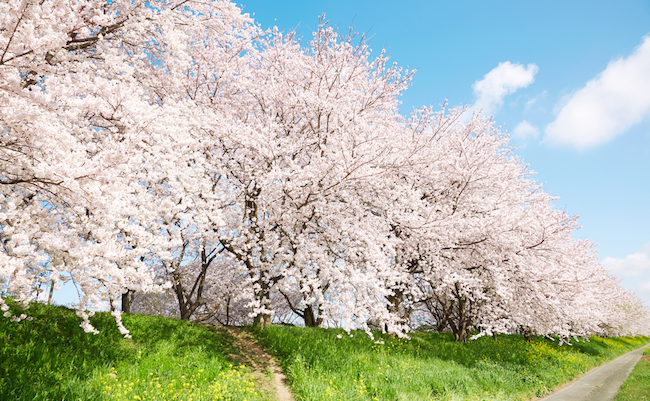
[1,0,647,341]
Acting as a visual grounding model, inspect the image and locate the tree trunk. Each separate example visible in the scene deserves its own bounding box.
[252,274,273,329]
[47,280,54,305]
[171,245,219,321]
[303,304,323,327]
[387,288,411,324]
[254,312,272,329]
[454,329,470,343]
[450,313,471,343]
[225,298,231,326]
[435,284,473,343]
[121,290,132,313]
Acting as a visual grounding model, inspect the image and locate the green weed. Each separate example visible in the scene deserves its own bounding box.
[0,300,270,401]
[255,326,649,401]
[2,299,648,401]
[614,352,650,401]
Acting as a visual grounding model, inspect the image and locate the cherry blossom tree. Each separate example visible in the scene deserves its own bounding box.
[1,0,646,340]
[1,0,158,333]
[205,18,412,330]
[0,0,256,334]
[377,105,648,341]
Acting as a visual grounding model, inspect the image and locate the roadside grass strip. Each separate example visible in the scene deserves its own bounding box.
[255,326,650,401]
[0,301,270,401]
[614,347,650,401]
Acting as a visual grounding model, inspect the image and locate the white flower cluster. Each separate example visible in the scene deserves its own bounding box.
[1,1,647,340]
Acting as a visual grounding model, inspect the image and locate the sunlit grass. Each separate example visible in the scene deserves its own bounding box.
[2,298,648,401]
[614,347,650,401]
[255,326,650,401]
[96,365,260,401]
[0,300,270,401]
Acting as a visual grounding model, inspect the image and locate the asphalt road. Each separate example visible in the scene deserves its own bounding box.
[540,344,649,401]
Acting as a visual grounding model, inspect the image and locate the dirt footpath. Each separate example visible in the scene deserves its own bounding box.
[226,327,294,401]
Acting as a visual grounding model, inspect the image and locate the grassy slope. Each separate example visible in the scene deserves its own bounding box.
[1,301,648,401]
[614,347,650,401]
[0,301,270,401]
[255,326,650,401]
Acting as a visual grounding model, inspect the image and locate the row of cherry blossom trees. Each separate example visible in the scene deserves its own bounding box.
[2,0,647,340]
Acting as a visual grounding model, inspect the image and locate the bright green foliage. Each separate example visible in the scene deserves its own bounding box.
[615,348,650,401]
[255,326,650,401]
[0,301,269,401]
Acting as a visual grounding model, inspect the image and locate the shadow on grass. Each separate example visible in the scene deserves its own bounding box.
[122,313,239,356]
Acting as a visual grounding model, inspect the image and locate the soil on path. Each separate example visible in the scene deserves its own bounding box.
[226,327,294,401]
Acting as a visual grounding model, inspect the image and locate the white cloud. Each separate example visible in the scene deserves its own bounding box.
[544,35,650,150]
[602,242,650,278]
[512,120,540,141]
[466,61,538,118]
[525,91,547,110]
[603,242,650,308]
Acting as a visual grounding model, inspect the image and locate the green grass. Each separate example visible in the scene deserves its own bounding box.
[2,300,649,401]
[614,347,650,401]
[0,300,270,401]
[254,326,650,401]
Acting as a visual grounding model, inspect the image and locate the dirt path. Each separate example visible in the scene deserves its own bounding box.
[226,327,294,401]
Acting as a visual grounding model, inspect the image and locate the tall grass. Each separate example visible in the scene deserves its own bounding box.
[0,300,270,401]
[255,326,650,401]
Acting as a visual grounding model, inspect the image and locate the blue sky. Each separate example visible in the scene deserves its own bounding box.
[236,0,650,306]
[52,0,650,308]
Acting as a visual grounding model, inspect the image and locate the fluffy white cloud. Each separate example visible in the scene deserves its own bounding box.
[603,242,650,307]
[466,61,538,118]
[512,120,540,141]
[602,242,650,278]
[545,35,650,150]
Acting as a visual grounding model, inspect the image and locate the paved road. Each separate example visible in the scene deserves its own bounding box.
[541,344,649,401]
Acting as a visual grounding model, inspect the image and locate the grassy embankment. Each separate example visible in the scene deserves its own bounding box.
[1,300,649,401]
[614,347,650,401]
[256,326,650,401]
[0,300,271,401]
